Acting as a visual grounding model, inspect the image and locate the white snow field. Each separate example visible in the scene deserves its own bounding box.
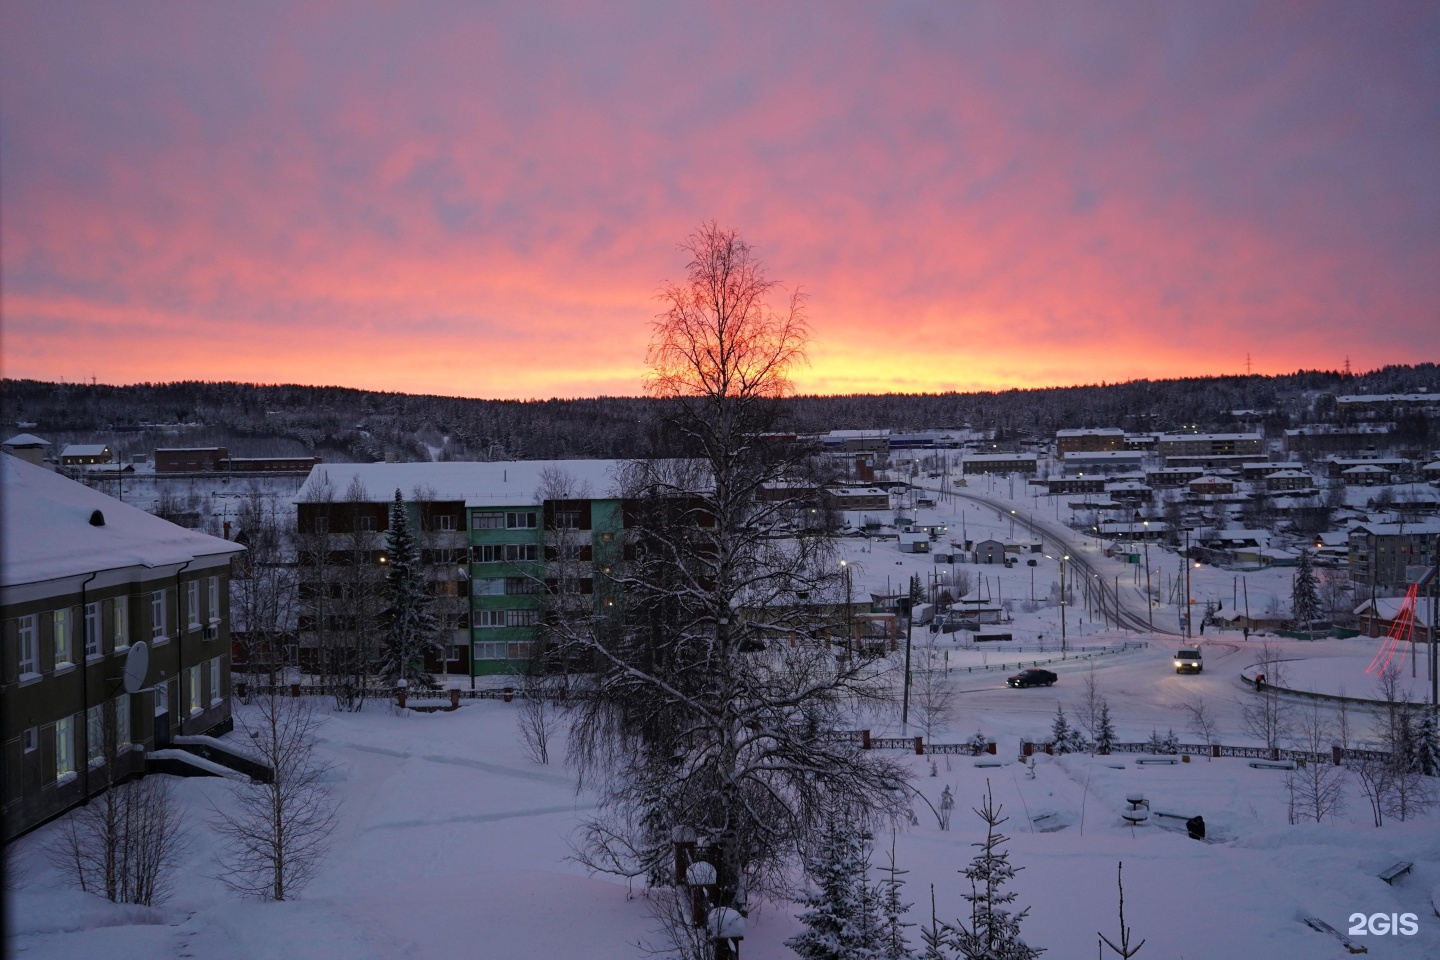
[7,633,1440,960]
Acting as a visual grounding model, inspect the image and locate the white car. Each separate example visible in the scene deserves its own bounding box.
[1174,648,1203,674]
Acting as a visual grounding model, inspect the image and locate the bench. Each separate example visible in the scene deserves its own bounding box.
[973,760,1003,768]
[1249,759,1296,770]
[1378,861,1413,885]
[1136,757,1178,765]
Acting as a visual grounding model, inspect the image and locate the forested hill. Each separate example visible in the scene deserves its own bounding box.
[5,364,1437,464]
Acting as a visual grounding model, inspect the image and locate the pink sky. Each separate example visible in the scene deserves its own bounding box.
[2,2,1437,399]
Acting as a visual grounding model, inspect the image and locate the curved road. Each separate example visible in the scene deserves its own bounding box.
[923,482,1179,637]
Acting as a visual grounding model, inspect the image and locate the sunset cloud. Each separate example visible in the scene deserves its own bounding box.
[3,2,1436,398]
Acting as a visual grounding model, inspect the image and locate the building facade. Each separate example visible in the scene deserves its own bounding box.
[1,455,243,841]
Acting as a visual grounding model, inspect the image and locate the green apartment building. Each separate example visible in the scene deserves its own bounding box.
[295,461,627,679]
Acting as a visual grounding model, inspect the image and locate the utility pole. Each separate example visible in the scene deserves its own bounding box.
[1060,554,1068,655]
[1184,529,1193,639]
[902,600,913,729]
[1142,520,1153,633]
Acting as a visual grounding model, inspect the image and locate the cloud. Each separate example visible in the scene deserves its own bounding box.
[3,1,1437,397]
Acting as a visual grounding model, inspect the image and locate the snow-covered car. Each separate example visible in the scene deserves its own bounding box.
[1006,668,1057,688]
[1174,648,1203,674]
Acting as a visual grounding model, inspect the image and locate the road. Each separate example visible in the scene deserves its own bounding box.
[921,481,1179,637]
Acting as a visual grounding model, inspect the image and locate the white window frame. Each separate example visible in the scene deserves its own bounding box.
[87,705,105,766]
[113,596,129,651]
[208,576,220,623]
[474,609,506,628]
[209,657,222,705]
[53,608,73,667]
[55,716,75,782]
[154,682,169,716]
[188,664,202,715]
[18,615,38,677]
[507,641,534,660]
[85,602,102,659]
[114,694,130,749]
[472,511,504,530]
[506,511,537,529]
[472,577,505,596]
[435,514,456,531]
[23,727,37,753]
[473,640,507,660]
[187,581,201,630]
[151,590,168,643]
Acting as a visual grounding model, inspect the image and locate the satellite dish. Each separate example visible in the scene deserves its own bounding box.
[123,641,149,694]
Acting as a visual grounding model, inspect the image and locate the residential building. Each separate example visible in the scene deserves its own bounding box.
[1348,521,1440,588]
[154,447,229,472]
[1060,450,1145,475]
[59,444,112,466]
[961,454,1038,475]
[1,454,244,840]
[1156,433,1263,458]
[1055,428,1124,456]
[295,461,628,678]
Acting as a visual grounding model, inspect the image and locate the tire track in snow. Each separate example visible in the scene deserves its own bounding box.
[361,802,596,833]
[339,742,574,786]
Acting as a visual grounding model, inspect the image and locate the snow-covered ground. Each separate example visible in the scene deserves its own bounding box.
[9,632,1440,960]
[10,470,1439,958]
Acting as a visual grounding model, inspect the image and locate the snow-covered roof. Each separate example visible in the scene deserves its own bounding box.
[2,434,49,447]
[60,443,110,458]
[296,460,630,507]
[1349,519,1440,537]
[1056,427,1123,437]
[1266,469,1311,479]
[1354,597,1433,628]
[1,454,244,588]
[1341,464,1391,474]
[1157,432,1262,442]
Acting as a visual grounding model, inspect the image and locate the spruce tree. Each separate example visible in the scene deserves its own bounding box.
[944,782,1043,960]
[1095,701,1117,756]
[787,822,882,960]
[1291,548,1319,633]
[1413,706,1440,777]
[378,489,438,688]
[877,838,916,960]
[1050,705,1078,755]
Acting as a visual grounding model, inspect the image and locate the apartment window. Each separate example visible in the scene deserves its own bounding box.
[187,581,201,629]
[113,596,129,650]
[208,576,220,622]
[23,727,37,754]
[505,577,541,596]
[552,510,580,529]
[188,664,202,715]
[475,610,506,628]
[151,590,168,642]
[18,615,38,676]
[472,511,504,530]
[55,717,75,781]
[54,608,73,666]
[557,542,587,562]
[87,705,105,766]
[507,642,534,659]
[356,514,376,532]
[434,514,456,531]
[313,516,330,533]
[474,641,507,660]
[210,658,222,705]
[506,511,537,529]
[155,682,168,716]
[505,609,538,628]
[472,578,505,596]
[114,695,130,748]
[504,543,537,562]
[85,603,102,658]
[472,544,500,563]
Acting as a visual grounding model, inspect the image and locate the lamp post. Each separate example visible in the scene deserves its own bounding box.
[1183,529,1193,640]
[840,559,852,660]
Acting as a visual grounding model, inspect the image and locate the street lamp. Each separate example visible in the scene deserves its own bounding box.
[1141,518,1153,633]
[839,559,852,659]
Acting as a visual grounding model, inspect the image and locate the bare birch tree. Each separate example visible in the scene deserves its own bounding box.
[212,693,336,900]
[564,223,907,914]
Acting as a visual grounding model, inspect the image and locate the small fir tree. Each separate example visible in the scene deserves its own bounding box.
[787,822,883,960]
[877,837,916,960]
[1412,706,1440,777]
[1094,701,1117,756]
[1049,705,1073,755]
[378,490,438,688]
[944,781,1043,960]
[1291,549,1319,633]
[967,730,990,757]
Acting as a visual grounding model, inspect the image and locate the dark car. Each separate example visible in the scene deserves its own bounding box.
[1007,668,1057,688]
